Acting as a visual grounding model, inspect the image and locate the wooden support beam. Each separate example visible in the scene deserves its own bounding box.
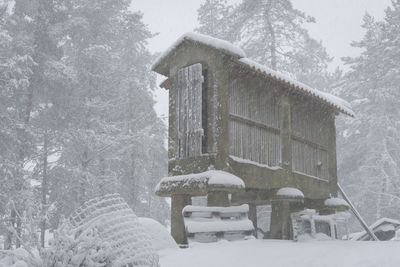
[328,113,338,194]
[229,114,280,135]
[279,95,292,170]
[338,184,379,241]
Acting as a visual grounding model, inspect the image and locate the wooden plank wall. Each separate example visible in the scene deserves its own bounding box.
[175,63,204,158]
[291,103,329,180]
[228,75,331,181]
[228,78,281,167]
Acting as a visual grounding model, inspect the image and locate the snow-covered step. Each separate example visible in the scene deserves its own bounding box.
[183,204,254,243]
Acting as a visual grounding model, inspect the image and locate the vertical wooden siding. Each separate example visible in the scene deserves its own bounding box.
[175,63,204,158]
[228,78,281,167]
[291,103,329,180]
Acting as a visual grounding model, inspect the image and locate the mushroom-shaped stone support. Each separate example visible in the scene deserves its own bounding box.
[155,170,245,197]
[270,187,305,240]
[155,170,245,245]
[274,187,305,213]
[275,187,305,200]
[322,197,350,214]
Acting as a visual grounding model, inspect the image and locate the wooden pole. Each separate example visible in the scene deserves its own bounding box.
[337,183,379,241]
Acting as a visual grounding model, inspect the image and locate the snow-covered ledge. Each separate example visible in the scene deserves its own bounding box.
[155,170,245,197]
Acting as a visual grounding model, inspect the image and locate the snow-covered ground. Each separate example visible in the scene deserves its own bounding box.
[159,239,400,267]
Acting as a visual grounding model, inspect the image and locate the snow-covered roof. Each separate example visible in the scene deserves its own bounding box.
[155,170,245,197]
[152,32,246,72]
[276,187,304,199]
[152,32,354,117]
[235,58,354,117]
[350,217,400,241]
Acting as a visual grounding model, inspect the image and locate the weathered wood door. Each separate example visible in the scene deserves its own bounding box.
[175,63,204,158]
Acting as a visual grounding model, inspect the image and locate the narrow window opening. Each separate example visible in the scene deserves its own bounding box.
[202,68,208,154]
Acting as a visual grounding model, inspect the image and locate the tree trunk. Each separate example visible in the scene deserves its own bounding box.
[265,0,277,70]
[376,175,385,220]
[15,216,22,248]
[40,129,49,248]
[79,150,89,205]
[5,67,35,249]
[99,156,106,194]
[4,209,16,249]
[130,152,136,206]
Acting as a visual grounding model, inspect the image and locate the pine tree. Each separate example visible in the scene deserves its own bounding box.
[336,1,400,226]
[0,0,71,249]
[196,0,234,40]
[196,0,333,89]
[46,0,168,224]
[0,0,39,249]
[0,0,169,249]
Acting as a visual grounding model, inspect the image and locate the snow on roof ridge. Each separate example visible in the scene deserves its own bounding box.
[152,32,246,70]
[238,58,355,117]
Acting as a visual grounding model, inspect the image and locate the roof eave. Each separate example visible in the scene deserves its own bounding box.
[152,37,244,77]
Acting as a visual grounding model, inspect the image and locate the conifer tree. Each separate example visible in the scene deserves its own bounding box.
[196,0,333,89]
[0,0,169,249]
[46,0,168,224]
[336,0,400,226]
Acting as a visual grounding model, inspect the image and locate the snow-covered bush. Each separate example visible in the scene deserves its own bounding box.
[44,194,159,267]
[0,248,42,267]
[42,224,113,267]
[137,218,177,251]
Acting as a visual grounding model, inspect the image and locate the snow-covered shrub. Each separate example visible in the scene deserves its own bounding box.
[44,194,159,267]
[0,248,42,267]
[137,218,177,251]
[43,224,113,267]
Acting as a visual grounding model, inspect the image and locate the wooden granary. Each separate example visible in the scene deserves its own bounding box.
[153,33,354,244]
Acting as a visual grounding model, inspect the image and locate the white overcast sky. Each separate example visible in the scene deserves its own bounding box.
[130,0,392,119]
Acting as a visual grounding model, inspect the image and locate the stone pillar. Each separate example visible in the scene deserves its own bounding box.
[270,200,291,239]
[207,191,230,207]
[270,197,304,240]
[248,203,258,238]
[171,194,192,245]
